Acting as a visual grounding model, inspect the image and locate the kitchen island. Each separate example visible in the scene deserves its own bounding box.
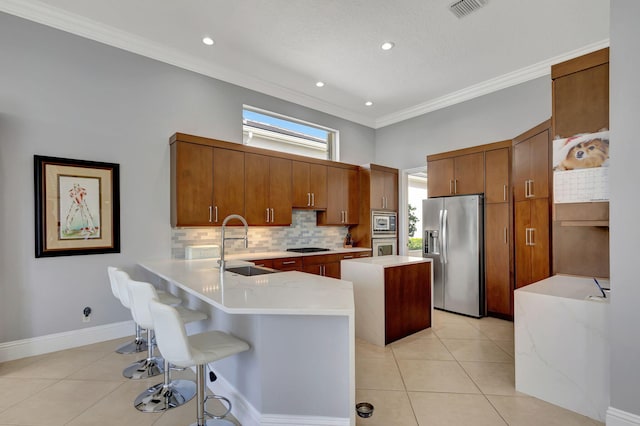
[341,256,432,346]
[138,258,355,426]
[515,274,610,422]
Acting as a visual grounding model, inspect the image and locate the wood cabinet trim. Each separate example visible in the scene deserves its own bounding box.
[171,133,359,171]
[551,47,609,80]
[426,139,511,162]
[512,119,552,146]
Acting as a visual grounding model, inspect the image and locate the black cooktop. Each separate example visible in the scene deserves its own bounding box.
[286,247,331,253]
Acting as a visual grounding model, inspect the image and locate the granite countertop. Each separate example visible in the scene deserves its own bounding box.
[341,255,432,268]
[139,259,354,316]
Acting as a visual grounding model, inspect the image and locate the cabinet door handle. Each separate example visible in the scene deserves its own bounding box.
[343,255,353,259]
[382,197,385,209]
[214,206,218,223]
[209,206,212,223]
[504,227,508,244]
[307,193,311,207]
[344,211,348,223]
[311,193,315,206]
[266,208,270,223]
[529,180,534,197]
[454,179,458,194]
[271,208,275,223]
[525,228,530,246]
[282,260,296,265]
[450,180,454,195]
[524,180,529,198]
[529,228,535,246]
[503,185,507,201]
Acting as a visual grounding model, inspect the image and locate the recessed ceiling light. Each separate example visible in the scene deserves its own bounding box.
[381,41,395,50]
[316,81,325,88]
[365,101,374,107]
[202,37,215,46]
[381,41,395,51]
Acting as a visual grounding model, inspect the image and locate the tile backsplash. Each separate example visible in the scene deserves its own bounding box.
[171,210,349,259]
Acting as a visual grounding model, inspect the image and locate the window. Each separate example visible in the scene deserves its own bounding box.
[242,106,338,161]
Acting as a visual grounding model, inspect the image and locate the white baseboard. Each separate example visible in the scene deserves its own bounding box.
[0,320,134,362]
[259,414,349,426]
[607,407,640,426]
[208,371,349,426]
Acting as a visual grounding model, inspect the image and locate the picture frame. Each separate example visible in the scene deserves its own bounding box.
[34,155,120,257]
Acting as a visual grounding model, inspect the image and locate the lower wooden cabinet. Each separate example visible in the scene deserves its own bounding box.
[271,257,303,271]
[302,254,341,278]
[384,262,431,344]
[485,203,513,318]
[515,198,551,288]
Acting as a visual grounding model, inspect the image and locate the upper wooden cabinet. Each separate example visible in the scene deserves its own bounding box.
[171,142,245,227]
[484,147,510,204]
[513,124,550,202]
[292,161,327,209]
[552,47,609,138]
[427,152,484,197]
[318,166,359,225]
[244,153,292,226]
[370,166,398,211]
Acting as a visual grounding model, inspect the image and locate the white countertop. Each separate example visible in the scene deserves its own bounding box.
[139,259,354,316]
[342,255,431,268]
[515,274,610,302]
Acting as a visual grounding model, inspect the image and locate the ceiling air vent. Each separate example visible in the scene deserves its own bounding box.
[449,0,487,18]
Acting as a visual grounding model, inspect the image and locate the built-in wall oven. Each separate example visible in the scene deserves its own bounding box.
[372,238,397,257]
[372,211,398,256]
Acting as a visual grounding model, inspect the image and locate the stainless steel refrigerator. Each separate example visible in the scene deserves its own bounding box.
[422,195,485,318]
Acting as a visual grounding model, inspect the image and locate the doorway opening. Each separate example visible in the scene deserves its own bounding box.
[400,167,428,256]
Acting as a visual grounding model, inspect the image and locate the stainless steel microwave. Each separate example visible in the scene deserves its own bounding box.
[372,211,397,236]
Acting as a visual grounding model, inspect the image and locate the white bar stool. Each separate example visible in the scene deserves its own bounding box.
[127,279,208,412]
[107,266,181,354]
[149,299,250,426]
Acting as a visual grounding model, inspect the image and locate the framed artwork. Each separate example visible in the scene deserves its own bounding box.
[34,155,120,257]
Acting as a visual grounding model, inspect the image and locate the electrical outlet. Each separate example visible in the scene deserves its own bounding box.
[82,306,92,322]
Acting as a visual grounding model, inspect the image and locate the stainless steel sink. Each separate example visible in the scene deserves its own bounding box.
[225,265,277,276]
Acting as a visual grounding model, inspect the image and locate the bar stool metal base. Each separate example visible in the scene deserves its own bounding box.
[123,356,164,379]
[115,337,148,354]
[134,379,196,412]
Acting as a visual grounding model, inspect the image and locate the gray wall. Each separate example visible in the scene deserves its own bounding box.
[609,0,640,418]
[374,76,552,170]
[0,12,375,343]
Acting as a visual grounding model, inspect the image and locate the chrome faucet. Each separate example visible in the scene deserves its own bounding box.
[219,214,249,273]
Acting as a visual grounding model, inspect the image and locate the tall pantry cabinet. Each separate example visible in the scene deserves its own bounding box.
[512,120,552,288]
[484,143,513,318]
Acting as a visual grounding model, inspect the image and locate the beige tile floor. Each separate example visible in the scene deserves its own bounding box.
[356,310,605,426]
[0,310,605,425]
[0,337,238,426]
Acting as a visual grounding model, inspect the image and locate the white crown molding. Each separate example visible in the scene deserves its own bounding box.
[375,39,610,129]
[0,0,376,128]
[0,0,609,130]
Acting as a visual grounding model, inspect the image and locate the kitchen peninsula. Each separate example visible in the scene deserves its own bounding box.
[138,258,356,425]
[341,256,433,346]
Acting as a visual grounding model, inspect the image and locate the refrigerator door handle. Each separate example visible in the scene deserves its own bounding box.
[442,209,448,264]
[438,209,445,263]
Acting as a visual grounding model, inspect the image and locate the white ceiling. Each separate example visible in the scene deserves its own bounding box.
[1,0,610,128]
